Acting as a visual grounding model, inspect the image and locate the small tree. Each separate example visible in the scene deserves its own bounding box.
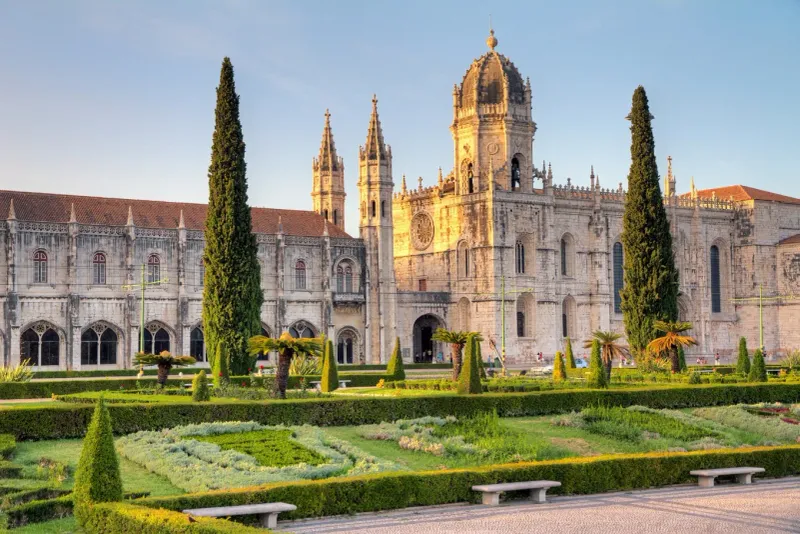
[748,348,767,382]
[212,344,229,387]
[133,351,196,386]
[73,399,123,527]
[321,339,338,393]
[432,329,470,380]
[191,370,210,402]
[678,345,687,372]
[386,337,405,381]
[552,351,566,382]
[249,332,323,398]
[565,337,576,368]
[587,339,608,389]
[646,321,697,373]
[736,337,751,375]
[583,330,629,381]
[457,335,482,394]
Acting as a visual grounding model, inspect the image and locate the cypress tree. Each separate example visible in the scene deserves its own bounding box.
[552,351,566,382]
[736,337,751,375]
[192,370,210,402]
[73,399,123,527]
[202,57,263,375]
[678,345,687,372]
[386,337,405,381]
[748,348,767,382]
[565,337,576,368]
[321,339,338,392]
[620,86,679,357]
[587,339,608,389]
[457,335,482,394]
[213,344,229,388]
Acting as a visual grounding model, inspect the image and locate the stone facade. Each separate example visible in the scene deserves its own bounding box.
[2,31,800,370]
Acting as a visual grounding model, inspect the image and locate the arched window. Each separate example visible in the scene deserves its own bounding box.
[515,241,525,274]
[467,163,474,194]
[295,260,307,290]
[560,234,575,277]
[371,201,376,218]
[562,296,576,339]
[93,252,106,285]
[511,157,521,191]
[336,265,344,292]
[147,254,161,284]
[323,209,329,221]
[337,329,357,364]
[333,210,338,226]
[141,325,170,354]
[289,323,315,338]
[516,293,534,338]
[457,242,470,278]
[33,250,48,284]
[381,200,386,218]
[336,261,354,293]
[457,297,471,331]
[710,245,721,313]
[190,327,204,362]
[613,242,624,314]
[21,324,60,366]
[81,324,117,365]
[517,311,525,337]
[198,259,205,288]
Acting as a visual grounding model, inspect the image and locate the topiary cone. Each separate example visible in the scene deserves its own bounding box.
[321,339,338,392]
[386,337,405,381]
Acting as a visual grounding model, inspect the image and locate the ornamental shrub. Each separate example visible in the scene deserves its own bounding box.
[81,502,263,533]
[553,351,566,382]
[213,345,230,387]
[587,339,608,389]
[737,337,751,375]
[386,338,405,381]
[321,339,338,393]
[565,337,576,368]
[73,399,123,527]
[457,335,481,395]
[0,433,16,459]
[678,346,687,372]
[191,370,210,402]
[476,339,487,380]
[749,348,767,382]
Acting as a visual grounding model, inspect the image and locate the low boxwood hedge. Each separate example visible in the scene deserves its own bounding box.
[140,445,800,520]
[79,502,263,533]
[1,494,73,529]
[0,434,15,459]
[3,383,800,440]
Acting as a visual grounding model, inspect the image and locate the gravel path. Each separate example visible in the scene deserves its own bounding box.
[281,477,800,533]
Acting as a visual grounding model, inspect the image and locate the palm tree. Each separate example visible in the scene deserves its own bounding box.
[249,332,323,398]
[431,329,483,380]
[133,351,196,386]
[583,331,630,380]
[646,321,697,373]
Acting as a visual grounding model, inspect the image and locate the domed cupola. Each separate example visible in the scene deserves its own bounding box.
[457,30,528,111]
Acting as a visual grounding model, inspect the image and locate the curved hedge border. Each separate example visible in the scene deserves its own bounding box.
[140,445,800,520]
[2,383,800,440]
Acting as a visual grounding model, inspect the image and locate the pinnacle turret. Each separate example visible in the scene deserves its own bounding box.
[316,109,340,172]
[363,95,387,160]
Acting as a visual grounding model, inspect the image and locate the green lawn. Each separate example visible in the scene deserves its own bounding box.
[15,516,78,533]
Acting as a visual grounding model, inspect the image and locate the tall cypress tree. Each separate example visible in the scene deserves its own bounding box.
[203,58,263,375]
[620,86,679,357]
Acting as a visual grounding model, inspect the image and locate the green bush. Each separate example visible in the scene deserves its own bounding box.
[749,349,767,383]
[213,345,230,387]
[79,501,263,533]
[688,372,702,385]
[6,383,800,440]
[0,434,15,460]
[140,445,800,520]
[73,400,123,527]
[194,429,326,467]
[582,406,718,441]
[678,346,687,372]
[587,340,608,389]
[0,359,34,383]
[386,338,405,381]
[192,371,210,402]
[0,462,22,478]
[320,340,338,393]
[565,337,576,368]
[737,337,751,375]
[2,494,73,529]
[552,352,566,382]
[457,335,481,395]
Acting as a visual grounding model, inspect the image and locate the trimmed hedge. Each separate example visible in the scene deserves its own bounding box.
[0,434,15,459]
[140,445,800,520]
[78,502,265,533]
[0,462,22,478]
[2,494,73,529]
[4,383,800,440]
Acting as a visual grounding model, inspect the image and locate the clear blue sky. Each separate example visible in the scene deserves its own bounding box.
[1,0,798,236]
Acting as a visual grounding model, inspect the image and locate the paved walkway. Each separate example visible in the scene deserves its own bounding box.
[281,477,800,533]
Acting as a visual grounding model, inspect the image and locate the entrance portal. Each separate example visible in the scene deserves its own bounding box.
[413,314,443,363]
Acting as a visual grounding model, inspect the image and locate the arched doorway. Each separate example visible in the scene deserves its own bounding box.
[413,314,444,363]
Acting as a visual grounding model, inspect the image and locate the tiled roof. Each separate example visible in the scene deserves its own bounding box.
[778,234,800,246]
[0,190,352,238]
[681,185,800,205]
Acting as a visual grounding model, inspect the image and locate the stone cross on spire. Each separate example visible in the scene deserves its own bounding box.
[364,95,387,160]
[317,109,340,171]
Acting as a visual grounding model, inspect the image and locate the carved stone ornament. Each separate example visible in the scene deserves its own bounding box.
[487,142,500,155]
[410,212,435,251]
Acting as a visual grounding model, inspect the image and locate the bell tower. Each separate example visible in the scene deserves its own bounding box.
[311,110,346,231]
[451,30,537,194]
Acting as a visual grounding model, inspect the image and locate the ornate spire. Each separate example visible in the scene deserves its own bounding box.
[401,174,407,194]
[486,18,498,51]
[69,203,77,223]
[7,199,15,220]
[317,109,339,171]
[590,166,595,190]
[178,209,185,229]
[690,176,697,199]
[547,162,553,182]
[665,155,676,197]
[418,176,423,191]
[364,95,387,160]
[438,167,444,186]
[126,206,134,226]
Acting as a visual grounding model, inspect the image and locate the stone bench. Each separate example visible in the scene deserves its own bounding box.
[472,480,561,506]
[689,467,765,488]
[310,380,352,390]
[184,502,297,528]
